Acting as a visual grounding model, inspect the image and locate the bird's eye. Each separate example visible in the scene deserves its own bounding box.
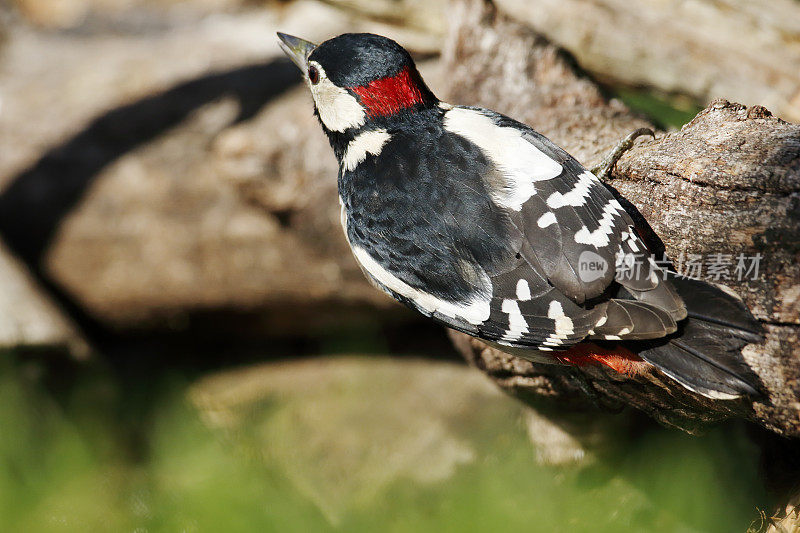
[308,65,320,84]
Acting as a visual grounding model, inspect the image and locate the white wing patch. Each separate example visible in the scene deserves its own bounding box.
[536,212,557,228]
[343,129,392,171]
[622,229,642,252]
[443,107,562,211]
[574,199,623,248]
[516,279,532,301]
[546,171,596,209]
[501,299,528,342]
[617,227,644,276]
[350,245,492,325]
[542,300,575,347]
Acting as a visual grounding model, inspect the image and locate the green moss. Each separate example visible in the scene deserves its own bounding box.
[613,88,703,130]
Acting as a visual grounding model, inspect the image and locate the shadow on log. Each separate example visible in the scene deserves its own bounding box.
[443,0,800,438]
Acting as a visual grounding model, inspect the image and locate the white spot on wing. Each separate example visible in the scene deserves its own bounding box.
[574,199,623,248]
[443,107,562,211]
[624,230,642,252]
[350,245,491,325]
[343,129,391,171]
[648,257,661,284]
[546,171,596,209]
[516,279,531,301]
[537,212,557,228]
[501,299,528,342]
[308,61,366,132]
[542,300,575,347]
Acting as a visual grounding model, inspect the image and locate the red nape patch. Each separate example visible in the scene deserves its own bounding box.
[350,66,426,117]
[555,343,649,376]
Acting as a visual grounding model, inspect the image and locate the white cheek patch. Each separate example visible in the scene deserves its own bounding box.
[312,79,366,132]
[343,129,392,171]
[443,107,562,211]
[308,61,366,132]
[350,245,492,325]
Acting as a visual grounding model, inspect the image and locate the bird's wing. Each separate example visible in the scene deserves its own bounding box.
[437,106,686,348]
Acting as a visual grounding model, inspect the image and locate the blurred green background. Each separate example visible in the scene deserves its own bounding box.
[0,346,768,533]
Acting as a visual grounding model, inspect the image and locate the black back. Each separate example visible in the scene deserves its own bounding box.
[340,106,517,302]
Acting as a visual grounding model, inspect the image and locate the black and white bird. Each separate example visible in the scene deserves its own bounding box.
[277,32,763,399]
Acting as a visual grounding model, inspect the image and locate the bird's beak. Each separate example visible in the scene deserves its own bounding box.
[277,32,317,74]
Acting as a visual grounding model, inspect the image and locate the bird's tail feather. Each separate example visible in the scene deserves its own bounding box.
[636,276,764,399]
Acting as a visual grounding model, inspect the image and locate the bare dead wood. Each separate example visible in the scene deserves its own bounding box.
[442,0,800,437]
[494,0,800,122]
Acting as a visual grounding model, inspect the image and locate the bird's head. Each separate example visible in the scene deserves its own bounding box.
[277,32,437,135]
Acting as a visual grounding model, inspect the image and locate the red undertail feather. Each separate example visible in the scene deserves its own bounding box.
[351,66,426,117]
[556,342,649,376]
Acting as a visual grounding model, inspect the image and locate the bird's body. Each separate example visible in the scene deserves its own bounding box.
[278,32,763,399]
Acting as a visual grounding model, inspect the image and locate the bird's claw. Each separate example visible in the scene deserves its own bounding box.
[591,127,655,181]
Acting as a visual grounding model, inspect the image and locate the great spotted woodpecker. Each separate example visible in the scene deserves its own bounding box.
[278,32,763,399]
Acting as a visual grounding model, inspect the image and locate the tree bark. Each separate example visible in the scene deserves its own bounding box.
[442,0,800,437]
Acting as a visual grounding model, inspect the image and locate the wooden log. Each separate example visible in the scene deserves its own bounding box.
[442,0,800,437]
